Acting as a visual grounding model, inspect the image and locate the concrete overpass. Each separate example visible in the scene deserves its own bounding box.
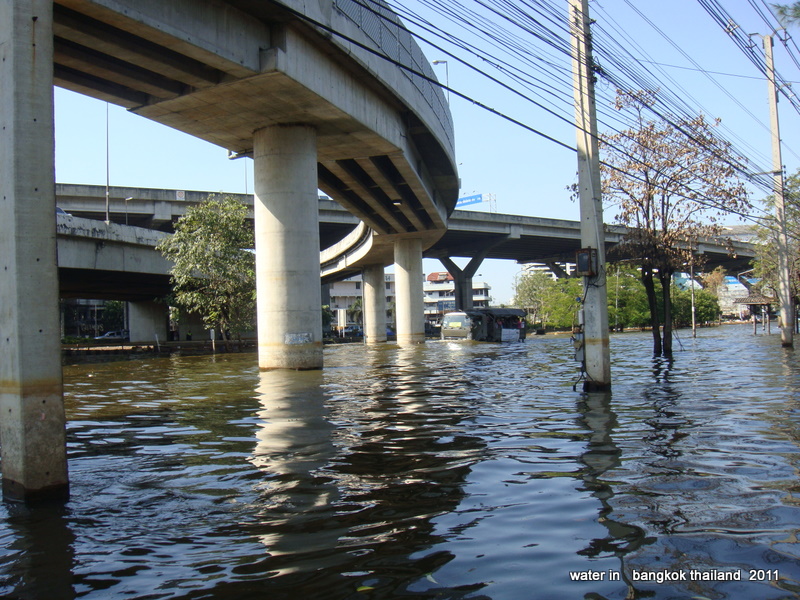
[57,210,171,301]
[56,178,755,335]
[58,183,756,272]
[57,183,757,302]
[3,0,458,501]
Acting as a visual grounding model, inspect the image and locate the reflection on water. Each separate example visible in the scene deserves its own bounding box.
[1,325,800,598]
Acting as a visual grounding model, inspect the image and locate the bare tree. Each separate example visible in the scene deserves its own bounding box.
[601,91,751,356]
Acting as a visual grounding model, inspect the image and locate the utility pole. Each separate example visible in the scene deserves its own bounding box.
[569,0,611,390]
[764,34,794,347]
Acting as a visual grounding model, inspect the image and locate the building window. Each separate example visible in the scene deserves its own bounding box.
[355,282,361,290]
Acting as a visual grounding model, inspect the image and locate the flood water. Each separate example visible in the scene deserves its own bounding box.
[2,324,800,599]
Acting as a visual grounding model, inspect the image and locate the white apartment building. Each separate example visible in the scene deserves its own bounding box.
[327,273,396,326]
[522,262,575,279]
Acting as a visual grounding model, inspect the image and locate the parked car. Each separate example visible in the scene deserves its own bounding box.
[94,330,129,341]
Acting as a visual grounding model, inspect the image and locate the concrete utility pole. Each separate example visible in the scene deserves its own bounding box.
[764,34,794,347]
[569,0,611,390]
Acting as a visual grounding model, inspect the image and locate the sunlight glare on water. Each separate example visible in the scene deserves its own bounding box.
[1,324,800,599]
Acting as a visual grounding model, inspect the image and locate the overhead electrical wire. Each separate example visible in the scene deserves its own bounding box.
[593,0,784,170]
[277,0,784,224]
[380,0,776,222]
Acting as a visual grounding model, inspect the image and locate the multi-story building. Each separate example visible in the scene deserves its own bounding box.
[327,271,493,328]
[423,272,491,323]
[522,262,576,280]
[327,273,396,329]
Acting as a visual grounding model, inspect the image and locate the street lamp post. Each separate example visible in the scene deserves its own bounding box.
[432,60,449,102]
[105,102,110,224]
[124,196,133,225]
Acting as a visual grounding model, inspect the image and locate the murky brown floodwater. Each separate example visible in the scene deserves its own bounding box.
[1,324,800,599]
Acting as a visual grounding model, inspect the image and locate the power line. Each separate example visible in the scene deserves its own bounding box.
[279,0,774,222]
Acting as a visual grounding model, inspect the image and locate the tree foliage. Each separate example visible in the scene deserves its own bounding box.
[513,271,551,325]
[608,266,651,329]
[701,266,727,297]
[513,271,581,329]
[514,266,720,332]
[774,2,800,24]
[671,287,721,327]
[157,195,255,348]
[600,90,750,356]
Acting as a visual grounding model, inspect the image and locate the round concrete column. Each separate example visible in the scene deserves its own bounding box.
[253,125,322,370]
[362,264,387,344]
[0,0,69,503]
[394,238,426,346]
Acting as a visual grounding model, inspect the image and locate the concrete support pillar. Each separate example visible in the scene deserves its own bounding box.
[363,264,387,344]
[394,238,425,346]
[254,125,322,369]
[0,1,69,502]
[439,255,489,311]
[128,301,169,343]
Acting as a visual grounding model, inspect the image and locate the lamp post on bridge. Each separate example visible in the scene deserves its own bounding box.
[432,60,449,102]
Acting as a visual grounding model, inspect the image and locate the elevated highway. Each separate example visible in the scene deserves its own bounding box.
[51,0,458,243]
[4,0,458,500]
[56,211,171,301]
[58,183,757,283]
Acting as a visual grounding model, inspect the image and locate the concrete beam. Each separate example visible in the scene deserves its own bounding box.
[56,0,266,78]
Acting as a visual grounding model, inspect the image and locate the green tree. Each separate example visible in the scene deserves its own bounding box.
[347,297,363,326]
[513,270,551,326]
[608,266,651,329]
[102,300,126,332]
[321,305,335,332]
[512,270,582,330]
[157,195,255,350]
[601,90,750,356]
[672,287,721,327]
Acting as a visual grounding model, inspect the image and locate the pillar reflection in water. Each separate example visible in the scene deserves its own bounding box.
[577,391,650,597]
[1,504,75,600]
[249,369,341,571]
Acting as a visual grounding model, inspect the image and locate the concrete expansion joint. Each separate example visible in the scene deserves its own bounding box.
[255,123,316,135]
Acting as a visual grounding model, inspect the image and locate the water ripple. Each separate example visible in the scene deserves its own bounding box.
[0,326,799,598]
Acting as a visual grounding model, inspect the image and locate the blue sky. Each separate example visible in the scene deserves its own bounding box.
[54,0,800,304]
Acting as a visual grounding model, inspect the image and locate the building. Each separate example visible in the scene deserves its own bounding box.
[327,273,396,329]
[522,262,576,280]
[717,275,753,318]
[327,271,493,328]
[423,272,491,323]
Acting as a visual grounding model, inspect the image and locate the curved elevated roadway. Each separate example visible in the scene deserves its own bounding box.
[2,0,457,500]
[49,0,461,362]
[53,0,458,248]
